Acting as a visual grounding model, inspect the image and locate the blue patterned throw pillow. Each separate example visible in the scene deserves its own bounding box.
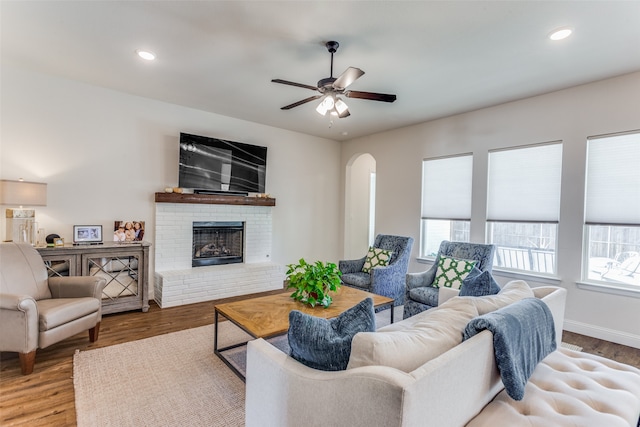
[288,297,376,371]
[459,269,501,297]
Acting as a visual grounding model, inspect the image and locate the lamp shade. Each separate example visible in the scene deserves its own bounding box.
[0,180,47,206]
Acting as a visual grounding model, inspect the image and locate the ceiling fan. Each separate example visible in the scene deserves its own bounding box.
[272,41,397,118]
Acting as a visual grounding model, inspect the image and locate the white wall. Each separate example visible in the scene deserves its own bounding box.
[344,153,375,259]
[0,65,343,299]
[341,72,640,348]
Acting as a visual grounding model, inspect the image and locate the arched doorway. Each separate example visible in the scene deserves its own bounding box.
[344,153,376,259]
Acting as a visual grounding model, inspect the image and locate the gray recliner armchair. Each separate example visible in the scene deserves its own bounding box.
[0,242,106,374]
[404,240,496,319]
[339,234,414,307]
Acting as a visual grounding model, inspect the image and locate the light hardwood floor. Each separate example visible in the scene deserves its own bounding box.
[1,292,639,426]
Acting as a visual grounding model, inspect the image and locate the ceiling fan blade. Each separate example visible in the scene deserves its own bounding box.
[271,79,319,91]
[332,67,365,90]
[345,90,397,103]
[280,95,322,110]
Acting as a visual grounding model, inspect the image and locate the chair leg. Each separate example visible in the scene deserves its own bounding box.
[89,322,100,342]
[19,350,36,375]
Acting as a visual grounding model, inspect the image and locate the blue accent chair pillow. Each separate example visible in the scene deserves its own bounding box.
[288,297,376,371]
[459,269,501,297]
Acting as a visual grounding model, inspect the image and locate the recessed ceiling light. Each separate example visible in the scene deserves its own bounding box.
[549,27,573,41]
[136,49,156,61]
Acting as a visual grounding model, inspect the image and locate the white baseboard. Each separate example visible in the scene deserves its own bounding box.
[563,319,640,349]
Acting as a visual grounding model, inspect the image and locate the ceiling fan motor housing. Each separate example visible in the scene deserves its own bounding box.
[318,77,337,92]
[325,41,339,53]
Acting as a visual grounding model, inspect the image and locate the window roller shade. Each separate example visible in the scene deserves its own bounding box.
[422,154,473,220]
[585,132,640,225]
[487,143,562,223]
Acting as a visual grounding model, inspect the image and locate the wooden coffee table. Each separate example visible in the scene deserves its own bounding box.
[214,286,394,380]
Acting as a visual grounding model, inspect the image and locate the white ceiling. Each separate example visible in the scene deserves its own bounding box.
[2,1,639,141]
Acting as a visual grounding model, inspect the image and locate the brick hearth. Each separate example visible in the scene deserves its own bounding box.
[154,194,284,307]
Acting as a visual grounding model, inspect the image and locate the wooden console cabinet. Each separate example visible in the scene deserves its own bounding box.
[37,242,150,314]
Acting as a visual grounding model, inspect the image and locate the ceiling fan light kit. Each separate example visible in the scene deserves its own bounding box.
[272,41,396,118]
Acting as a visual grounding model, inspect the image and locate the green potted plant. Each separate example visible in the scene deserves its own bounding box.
[285,258,342,308]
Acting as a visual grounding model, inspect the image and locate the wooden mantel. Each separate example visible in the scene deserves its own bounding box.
[154,192,276,206]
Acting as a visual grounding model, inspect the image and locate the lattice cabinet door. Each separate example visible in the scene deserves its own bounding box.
[81,246,149,314]
[38,242,150,314]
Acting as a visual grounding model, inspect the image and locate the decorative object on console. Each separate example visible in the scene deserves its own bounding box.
[285,258,342,308]
[45,233,60,247]
[288,297,375,371]
[113,220,145,242]
[53,237,64,247]
[0,179,47,244]
[73,225,103,245]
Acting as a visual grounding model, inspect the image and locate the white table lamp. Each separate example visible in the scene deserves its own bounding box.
[0,179,47,244]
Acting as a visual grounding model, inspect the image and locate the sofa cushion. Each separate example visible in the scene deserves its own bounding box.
[37,297,100,331]
[362,247,393,273]
[347,297,479,373]
[288,297,375,371]
[408,286,439,306]
[464,280,534,315]
[341,272,371,289]
[432,255,477,289]
[459,269,501,297]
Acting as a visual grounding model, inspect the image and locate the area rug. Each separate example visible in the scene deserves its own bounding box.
[73,306,401,427]
[73,322,251,427]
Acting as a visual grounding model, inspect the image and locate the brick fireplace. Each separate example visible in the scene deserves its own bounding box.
[153,193,284,308]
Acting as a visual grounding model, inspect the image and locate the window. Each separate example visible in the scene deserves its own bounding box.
[584,131,640,289]
[420,154,472,257]
[487,142,563,274]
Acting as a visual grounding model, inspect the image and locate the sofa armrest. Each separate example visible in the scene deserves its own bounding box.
[246,338,414,427]
[338,256,366,274]
[0,293,39,353]
[369,259,408,301]
[406,330,503,427]
[48,276,107,299]
[534,286,567,343]
[406,263,437,290]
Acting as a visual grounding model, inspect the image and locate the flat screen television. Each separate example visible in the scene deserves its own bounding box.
[178,132,267,195]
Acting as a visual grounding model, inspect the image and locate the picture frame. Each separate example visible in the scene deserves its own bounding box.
[113,220,145,243]
[54,237,65,247]
[73,225,103,244]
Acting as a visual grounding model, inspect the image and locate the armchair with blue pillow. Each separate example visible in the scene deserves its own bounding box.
[339,234,414,307]
[404,240,496,319]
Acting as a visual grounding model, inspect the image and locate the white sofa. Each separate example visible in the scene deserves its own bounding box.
[245,282,640,427]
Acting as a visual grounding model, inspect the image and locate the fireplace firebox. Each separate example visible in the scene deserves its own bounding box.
[192,221,244,267]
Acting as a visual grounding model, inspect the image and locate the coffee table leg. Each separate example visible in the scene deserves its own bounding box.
[214,309,219,352]
[213,309,254,382]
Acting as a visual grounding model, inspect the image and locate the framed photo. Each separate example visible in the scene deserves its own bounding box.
[73,225,103,244]
[54,237,65,247]
[113,220,145,243]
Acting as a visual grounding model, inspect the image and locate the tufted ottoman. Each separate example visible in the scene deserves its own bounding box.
[467,348,640,426]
